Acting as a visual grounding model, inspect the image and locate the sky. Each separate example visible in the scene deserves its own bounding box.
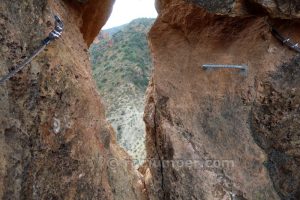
[103,0,158,29]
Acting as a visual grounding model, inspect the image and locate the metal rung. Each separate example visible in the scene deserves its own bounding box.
[202,64,248,76]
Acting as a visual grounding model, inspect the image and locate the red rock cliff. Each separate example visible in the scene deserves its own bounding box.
[0,0,146,199]
[144,0,300,199]
[1,0,300,199]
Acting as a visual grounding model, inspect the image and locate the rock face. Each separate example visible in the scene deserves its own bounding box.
[0,0,145,199]
[144,0,300,199]
[65,0,116,46]
[156,0,300,18]
[1,0,300,199]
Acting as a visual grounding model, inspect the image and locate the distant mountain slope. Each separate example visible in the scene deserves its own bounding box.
[102,24,126,36]
[90,18,155,164]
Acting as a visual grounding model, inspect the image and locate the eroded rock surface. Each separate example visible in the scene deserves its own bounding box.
[156,0,300,18]
[1,0,300,199]
[0,0,145,199]
[144,0,300,199]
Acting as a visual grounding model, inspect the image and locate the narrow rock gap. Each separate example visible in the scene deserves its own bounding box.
[88,0,157,167]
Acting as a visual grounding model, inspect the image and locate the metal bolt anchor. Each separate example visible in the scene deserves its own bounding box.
[202,64,248,76]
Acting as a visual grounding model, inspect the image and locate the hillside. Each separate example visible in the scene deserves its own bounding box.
[90,18,155,164]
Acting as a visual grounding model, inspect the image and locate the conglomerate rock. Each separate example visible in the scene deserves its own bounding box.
[144,0,300,199]
[0,0,146,199]
[1,0,300,199]
[156,0,300,18]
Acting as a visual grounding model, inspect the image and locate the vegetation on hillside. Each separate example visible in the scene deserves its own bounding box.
[90,18,155,164]
[90,18,154,92]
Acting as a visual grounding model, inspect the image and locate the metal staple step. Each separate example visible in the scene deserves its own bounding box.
[202,64,248,76]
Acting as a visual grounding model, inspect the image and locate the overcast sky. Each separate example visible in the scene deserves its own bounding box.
[103,0,158,29]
